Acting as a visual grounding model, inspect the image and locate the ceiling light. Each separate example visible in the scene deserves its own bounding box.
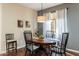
[37,3,47,23]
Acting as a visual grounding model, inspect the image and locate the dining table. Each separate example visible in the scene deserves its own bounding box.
[30,37,58,55]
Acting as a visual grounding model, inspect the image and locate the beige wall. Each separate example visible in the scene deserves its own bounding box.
[0,4,2,53]
[0,3,37,53]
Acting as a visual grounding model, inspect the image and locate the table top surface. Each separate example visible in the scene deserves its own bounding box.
[31,37,58,45]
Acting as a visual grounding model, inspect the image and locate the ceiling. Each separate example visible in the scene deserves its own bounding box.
[19,3,62,11]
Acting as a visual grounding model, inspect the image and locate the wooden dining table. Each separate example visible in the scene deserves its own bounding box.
[32,38,56,45]
[30,37,57,55]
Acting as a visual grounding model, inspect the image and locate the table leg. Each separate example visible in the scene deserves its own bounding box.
[37,45,49,56]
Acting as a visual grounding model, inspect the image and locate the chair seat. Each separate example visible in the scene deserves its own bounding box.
[26,44,39,51]
[7,40,17,42]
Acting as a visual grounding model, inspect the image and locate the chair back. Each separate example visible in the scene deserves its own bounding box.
[61,33,69,51]
[46,31,54,38]
[6,34,14,41]
[24,31,32,44]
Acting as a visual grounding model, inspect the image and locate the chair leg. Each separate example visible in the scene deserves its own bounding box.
[15,42,17,53]
[64,52,66,56]
[50,51,52,56]
[61,53,63,56]
[31,51,33,56]
[7,43,9,54]
[55,53,56,56]
[55,48,57,56]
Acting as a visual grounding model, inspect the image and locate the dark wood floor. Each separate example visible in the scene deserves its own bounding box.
[0,48,51,56]
[0,48,70,56]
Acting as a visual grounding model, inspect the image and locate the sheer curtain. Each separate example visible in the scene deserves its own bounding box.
[43,12,51,38]
[56,8,68,40]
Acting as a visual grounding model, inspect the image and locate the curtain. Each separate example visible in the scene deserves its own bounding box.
[56,8,68,40]
[43,12,51,38]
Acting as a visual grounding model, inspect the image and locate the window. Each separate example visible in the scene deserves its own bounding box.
[49,12,56,33]
[43,12,56,37]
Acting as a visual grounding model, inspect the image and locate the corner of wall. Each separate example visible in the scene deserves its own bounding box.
[0,3,2,53]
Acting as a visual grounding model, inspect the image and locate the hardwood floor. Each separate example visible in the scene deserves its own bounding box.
[0,48,50,56]
[0,48,74,56]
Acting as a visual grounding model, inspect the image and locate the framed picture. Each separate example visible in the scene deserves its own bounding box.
[25,21,30,28]
[17,20,23,27]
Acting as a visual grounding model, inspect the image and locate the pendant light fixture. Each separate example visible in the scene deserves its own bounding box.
[37,3,47,23]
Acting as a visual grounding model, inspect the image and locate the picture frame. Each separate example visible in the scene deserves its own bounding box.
[17,20,23,28]
[25,21,30,28]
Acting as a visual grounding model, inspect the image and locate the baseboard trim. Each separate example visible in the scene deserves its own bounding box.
[17,45,25,49]
[66,52,74,56]
[0,45,25,54]
[0,51,6,54]
[67,49,79,56]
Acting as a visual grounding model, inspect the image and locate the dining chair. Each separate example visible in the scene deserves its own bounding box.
[6,34,17,54]
[23,31,39,55]
[46,31,55,38]
[50,33,69,56]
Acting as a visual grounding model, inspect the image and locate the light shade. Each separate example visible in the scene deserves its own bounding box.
[37,16,47,23]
